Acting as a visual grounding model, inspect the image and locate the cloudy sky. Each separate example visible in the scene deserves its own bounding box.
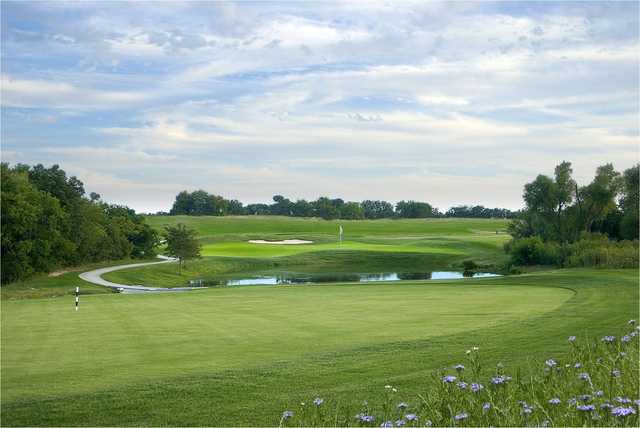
[1,1,638,213]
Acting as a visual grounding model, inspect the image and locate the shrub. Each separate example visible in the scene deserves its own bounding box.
[565,234,638,269]
[505,237,561,266]
[279,321,640,427]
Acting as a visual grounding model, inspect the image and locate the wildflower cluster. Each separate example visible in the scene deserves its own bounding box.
[279,321,639,427]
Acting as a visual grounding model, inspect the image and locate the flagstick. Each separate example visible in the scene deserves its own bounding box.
[75,286,79,311]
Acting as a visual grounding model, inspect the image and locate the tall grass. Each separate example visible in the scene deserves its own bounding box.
[280,321,639,427]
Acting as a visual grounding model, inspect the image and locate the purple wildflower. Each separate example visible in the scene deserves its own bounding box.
[578,372,591,381]
[425,420,433,427]
[457,381,468,390]
[568,397,577,405]
[635,399,640,406]
[601,335,616,343]
[545,359,557,368]
[397,402,408,410]
[442,375,457,383]
[615,397,632,404]
[579,394,592,402]
[574,362,582,369]
[595,390,604,397]
[380,421,393,428]
[568,335,577,342]
[622,335,631,343]
[471,383,484,393]
[577,404,595,412]
[282,410,294,419]
[629,319,637,325]
[601,403,613,410]
[631,331,638,338]
[548,398,561,405]
[395,419,406,427]
[596,357,604,363]
[612,407,636,417]
[454,364,465,372]
[357,415,375,423]
[482,402,491,412]
[405,414,418,421]
[611,369,621,377]
[313,397,324,406]
[454,412,469,421]
[491,375,512,385]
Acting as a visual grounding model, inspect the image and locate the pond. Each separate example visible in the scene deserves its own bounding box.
[190,271,501,287]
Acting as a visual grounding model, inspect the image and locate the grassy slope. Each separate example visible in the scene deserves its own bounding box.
[0,258,148,300]
[2,269,638,426]
[105,216,510,287]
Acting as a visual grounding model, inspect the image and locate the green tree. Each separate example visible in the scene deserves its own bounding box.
[164,224,201,274]
[340,202,364,219]
[619,164,639,240]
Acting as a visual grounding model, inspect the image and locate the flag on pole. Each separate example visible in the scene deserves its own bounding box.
[339,225,343,243]
[75,286,79,311]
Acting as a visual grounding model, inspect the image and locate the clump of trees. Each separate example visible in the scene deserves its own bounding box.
[1,163,159,284]
[166,191,517,220]
[505,162,639,268]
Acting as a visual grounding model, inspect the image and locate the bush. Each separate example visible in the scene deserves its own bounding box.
[462,260,478,271]
[565,234,638,269]
[279,321,640,427]
[505,237,561,266]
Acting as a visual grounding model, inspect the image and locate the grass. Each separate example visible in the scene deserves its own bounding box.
[1,269,638,426]
[104,216,510,287]
[0,258,147,300]
[2,217,637,426]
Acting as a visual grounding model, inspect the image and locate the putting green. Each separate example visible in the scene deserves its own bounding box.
[1,281,571,402]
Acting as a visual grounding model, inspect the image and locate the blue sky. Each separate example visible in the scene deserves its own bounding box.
[1,1,638,213]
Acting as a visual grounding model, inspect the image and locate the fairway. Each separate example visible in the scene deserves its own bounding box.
[2,268,638,426]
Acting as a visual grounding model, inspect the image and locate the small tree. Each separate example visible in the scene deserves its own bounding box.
[164,223,201,274]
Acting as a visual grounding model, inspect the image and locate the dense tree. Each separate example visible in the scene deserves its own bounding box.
[619,164,639,240]
[163,223,201,274]
[361,200,394,219]
[395,200,434,218]
[506,161,639,268]
[1,163,158,284]
[339,202,365,220]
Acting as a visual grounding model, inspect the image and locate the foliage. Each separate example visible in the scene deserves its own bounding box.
[510,162,639,243]
[1,163,158,284]
[565,234,638,269]
[504,236,561,266]
[167,190,518,220]
[163,223,201,274]
[279,321,640,427]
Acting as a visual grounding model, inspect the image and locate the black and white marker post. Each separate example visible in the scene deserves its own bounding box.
[75,286,79,311]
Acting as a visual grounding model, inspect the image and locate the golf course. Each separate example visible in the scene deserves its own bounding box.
[1,216,638,426]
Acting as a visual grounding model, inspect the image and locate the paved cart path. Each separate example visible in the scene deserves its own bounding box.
[79,256,206,293]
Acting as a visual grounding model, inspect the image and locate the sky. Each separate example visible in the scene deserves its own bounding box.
[1,1,638,213]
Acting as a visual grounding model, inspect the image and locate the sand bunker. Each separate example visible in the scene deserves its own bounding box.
[248,239,314,245]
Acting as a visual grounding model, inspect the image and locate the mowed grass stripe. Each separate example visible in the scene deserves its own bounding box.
[2,279,571,402]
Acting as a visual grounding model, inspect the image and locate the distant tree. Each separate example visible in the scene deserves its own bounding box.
[361,200,394,219]
[244,203,271,215]
[313,197,340,220]
[340,202,364,219]
[227,199,244,215]
[164,224,201,274]
[291,199,314,217]
[395,200,433,218]
[90,192,101,202]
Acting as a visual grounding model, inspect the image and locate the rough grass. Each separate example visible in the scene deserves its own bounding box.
[1,269,637,426]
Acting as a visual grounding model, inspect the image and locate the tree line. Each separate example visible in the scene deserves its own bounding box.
[505,162,639,268]
[165,191,519,220]
[1,163,159,284]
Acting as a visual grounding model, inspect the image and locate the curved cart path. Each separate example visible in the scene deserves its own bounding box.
[79,255,206,293]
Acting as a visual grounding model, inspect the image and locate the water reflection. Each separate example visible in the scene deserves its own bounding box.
[198,271,500,287]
